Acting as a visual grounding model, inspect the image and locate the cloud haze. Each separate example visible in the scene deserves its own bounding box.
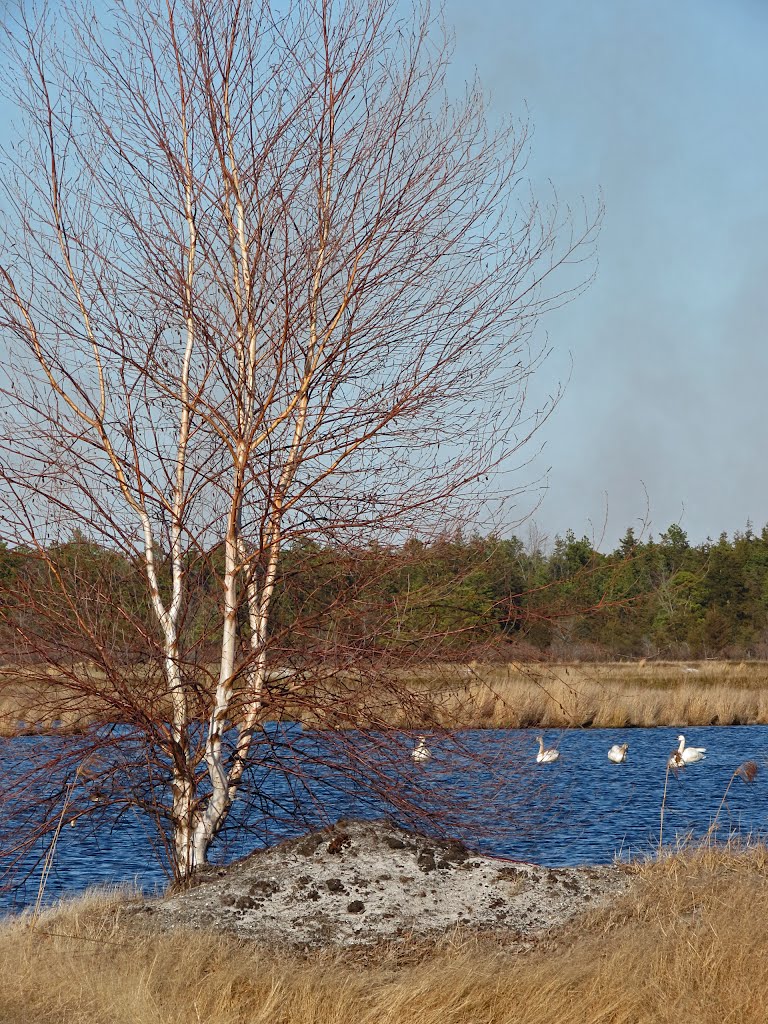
[446,0,768,547]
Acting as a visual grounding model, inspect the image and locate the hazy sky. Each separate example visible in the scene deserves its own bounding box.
[444,0,768,548]
[1,1,765,550]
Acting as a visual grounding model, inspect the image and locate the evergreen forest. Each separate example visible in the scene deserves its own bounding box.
[3,521,768,664]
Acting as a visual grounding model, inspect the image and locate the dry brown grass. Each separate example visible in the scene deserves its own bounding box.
[2,843,768,1023]
[382,660,768,729]
[0,665,115,736]
[3,659,768,733]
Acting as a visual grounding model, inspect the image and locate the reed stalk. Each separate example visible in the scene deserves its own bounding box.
[31,779,77,924]
[707,760,759,840]
[658,762,673,854]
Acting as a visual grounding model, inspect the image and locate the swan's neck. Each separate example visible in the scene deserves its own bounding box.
[677,736,686,753]
[538,738,545,753]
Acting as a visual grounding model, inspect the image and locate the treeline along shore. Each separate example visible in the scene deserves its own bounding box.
[2,520,768,659]
[3,523,768,732]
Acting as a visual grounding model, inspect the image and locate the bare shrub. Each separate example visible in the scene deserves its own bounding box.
[0,0,597,885]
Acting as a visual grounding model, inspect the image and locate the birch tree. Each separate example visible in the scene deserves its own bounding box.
[0,0,598,882]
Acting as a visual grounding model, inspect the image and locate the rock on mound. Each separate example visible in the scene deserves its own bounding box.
[136,819,628,950]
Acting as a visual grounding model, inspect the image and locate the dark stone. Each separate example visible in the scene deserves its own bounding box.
[306,888,321,901]
[417,852,436,873]
[347,900,365,914]
[384,837,407,850]
[440,839,469,864]
[295,835,323,857]
[249,879,281,896]
[233,895,259,910]
[327,833,351,854]
[326,878,345,893]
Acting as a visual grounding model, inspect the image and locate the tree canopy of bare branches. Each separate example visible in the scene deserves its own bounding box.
[0,0,599,883]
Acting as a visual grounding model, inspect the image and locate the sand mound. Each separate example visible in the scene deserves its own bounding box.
[132,819,628,950]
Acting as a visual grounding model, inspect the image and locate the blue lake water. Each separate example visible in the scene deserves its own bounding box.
[2,724,767,913]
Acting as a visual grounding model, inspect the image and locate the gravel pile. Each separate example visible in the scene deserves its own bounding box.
[132,819,629,950]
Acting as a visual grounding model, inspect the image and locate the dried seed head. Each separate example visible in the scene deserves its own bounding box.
[736,760,759,784]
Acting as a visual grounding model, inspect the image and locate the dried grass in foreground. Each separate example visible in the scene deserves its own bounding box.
[2,843,768,1023]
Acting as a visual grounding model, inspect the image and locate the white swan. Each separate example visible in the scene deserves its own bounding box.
[411,736,431,763]
[535,735,560,764]
[607,742,629,763]
[675,733,706,764]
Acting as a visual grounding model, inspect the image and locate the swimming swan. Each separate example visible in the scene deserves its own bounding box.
[411,736,431,763]
[675,733,706,764]
[607,743,629,763]
[535,735,560,763]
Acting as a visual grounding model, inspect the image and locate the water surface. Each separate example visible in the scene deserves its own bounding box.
[2,725,766,913]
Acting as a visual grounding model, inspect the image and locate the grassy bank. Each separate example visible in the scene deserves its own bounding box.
[4,660,768,734]
[380,659,768,729]
[1,843,767,1023]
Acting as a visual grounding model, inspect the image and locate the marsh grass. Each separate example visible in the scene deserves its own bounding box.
[379,659,768,729]
[3,659,768,733]
[0,665,114,736]
[3,842,768,1023]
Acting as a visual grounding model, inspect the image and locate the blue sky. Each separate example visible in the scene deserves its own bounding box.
[1,0,766,551]
[445,0,768,548]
